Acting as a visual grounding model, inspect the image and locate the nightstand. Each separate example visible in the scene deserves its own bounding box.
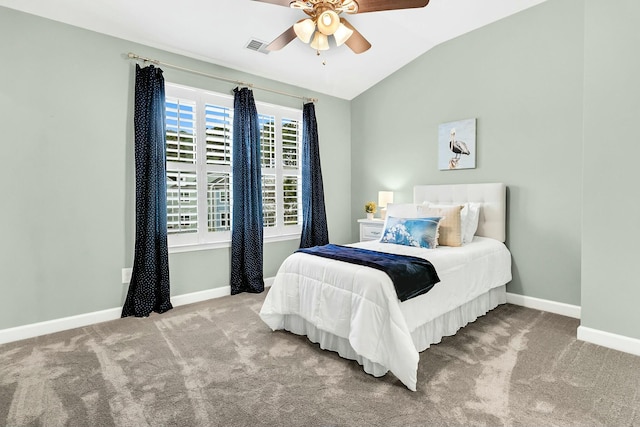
[358,218,385,242]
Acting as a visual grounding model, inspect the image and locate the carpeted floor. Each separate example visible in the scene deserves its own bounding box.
[1,291,639,427]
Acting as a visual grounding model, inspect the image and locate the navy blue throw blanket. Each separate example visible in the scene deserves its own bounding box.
[296,244,440,302]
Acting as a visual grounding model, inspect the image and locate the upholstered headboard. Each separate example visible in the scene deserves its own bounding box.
[413,183,507,242]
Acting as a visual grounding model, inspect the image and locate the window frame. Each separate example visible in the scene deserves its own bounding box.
[164,82,303,253]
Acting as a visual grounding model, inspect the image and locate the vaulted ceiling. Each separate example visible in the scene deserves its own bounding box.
[0,0,547,99]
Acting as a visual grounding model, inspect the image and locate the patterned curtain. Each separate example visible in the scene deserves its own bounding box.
[299,102,329,248]
[230,87,264,295]
[122,64,173,318]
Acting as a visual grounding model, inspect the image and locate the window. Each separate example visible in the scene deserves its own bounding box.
[165,83,303,250]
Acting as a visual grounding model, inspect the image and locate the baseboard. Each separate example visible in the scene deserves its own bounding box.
[577,326,640,357]
[0,307,124,346]
[506,294,640,357]
[1,283,576,346]
[171,286,231,306]
[506,292,581,319]
[0,278,276,346]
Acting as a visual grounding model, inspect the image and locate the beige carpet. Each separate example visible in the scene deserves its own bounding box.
[1,291,639,426]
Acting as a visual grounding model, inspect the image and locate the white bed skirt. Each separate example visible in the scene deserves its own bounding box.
[278,285,507,386]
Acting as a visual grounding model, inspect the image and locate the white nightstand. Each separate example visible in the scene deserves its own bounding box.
[358,218,385,242]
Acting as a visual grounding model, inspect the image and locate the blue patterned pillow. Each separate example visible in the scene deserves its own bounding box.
[380,216,442,249]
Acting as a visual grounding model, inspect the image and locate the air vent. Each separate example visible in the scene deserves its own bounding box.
[245,39,270,55]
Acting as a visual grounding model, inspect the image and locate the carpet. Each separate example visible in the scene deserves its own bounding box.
[1,291,639,426]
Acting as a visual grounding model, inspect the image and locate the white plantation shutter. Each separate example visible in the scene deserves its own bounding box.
[283,175,300,226]
[261,108,302,237]
[262,174,277,227]
[166,98,196,163]
[260,114,276,169]
[282,118,299,169]
[205,104,232,165]
[207,172,231,232]
[204,103,233,236]
[166,170,197,233]
[165,83,302,250]
[166,96,197,234]
[281,117,301,226]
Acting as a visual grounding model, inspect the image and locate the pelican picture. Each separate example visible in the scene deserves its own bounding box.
[438,118,476,170]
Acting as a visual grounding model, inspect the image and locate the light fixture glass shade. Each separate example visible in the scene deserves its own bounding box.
[333,22,353,46]
[293,18,315,44]
[317,10,340,35]
[310,32,329,51]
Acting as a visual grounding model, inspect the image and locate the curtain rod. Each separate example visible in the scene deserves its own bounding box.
[127,52,317,103]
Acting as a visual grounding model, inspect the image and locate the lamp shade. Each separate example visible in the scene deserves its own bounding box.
[333,22,353,46]
[310,32,329,51]
[378,191,394,209]
[293,18,315,44]
[378,191,394,219]
[317,10,340,35]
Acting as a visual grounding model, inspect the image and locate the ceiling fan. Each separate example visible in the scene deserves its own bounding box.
[254,0,430,54]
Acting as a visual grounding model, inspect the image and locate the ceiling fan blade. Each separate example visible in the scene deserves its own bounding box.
[266,26,298,51]
[340,18,371,54]
[251,0,293,7]
[354,0,429,13]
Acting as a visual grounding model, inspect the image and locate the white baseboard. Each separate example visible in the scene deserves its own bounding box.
[577,326,640,357]
[0,283,589,347]
[507,293,640,357]
[0,278,276,346]
[171,286,230,307]
[506,292,581,319]
[0,307,124,346]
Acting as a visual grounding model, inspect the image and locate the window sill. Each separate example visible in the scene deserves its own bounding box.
[168,233,301,254]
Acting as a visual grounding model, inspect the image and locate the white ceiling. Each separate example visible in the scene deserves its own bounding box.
[0,0,547,100]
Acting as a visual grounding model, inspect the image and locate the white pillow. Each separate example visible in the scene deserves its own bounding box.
[386,203,420,218]
[462,203,481,244]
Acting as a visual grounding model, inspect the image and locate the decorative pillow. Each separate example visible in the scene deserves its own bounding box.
[381,203,421,239]
[423,202,481,244]
[418,204,463,247]
[462,203,481,244]
[380,216,442,249]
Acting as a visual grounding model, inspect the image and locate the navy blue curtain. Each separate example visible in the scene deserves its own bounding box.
[230,87,264,295]
[122,64,173,318]
[299,102,329,248]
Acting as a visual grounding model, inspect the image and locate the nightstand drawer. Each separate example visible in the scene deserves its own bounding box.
[361,225,383,241]
[358,218,384,242]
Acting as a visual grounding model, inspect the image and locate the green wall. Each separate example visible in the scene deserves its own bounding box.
[351,0,584,306]
[3,0,639,345]
[0,7,351,330]
[582,0,640,340]
[351,0,640,342]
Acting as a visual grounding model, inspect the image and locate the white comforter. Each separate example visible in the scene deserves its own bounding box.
[259,237,512,391]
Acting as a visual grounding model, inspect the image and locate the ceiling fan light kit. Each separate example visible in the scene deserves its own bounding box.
[310,32,330,50]
[317,9,340,35]
[333,22,354,46]
[258,0,430,54]
[293,18,315,43]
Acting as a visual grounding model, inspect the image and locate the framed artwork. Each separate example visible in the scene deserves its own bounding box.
[438,118,476,170]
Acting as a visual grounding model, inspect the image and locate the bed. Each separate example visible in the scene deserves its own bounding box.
[260,183,512,391]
